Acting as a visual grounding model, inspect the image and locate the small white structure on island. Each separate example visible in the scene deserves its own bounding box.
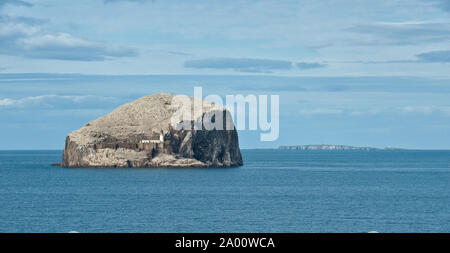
[140,139,161,144]
[141,131,164,144]
[160,131,164,142]
[139,130,165,152]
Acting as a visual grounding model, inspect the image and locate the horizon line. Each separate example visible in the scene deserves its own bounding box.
[1,148,450,151]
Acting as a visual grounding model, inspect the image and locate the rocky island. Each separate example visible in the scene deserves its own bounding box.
[61,93,243,168]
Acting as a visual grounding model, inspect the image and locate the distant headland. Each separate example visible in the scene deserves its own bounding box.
[278,144,405,151]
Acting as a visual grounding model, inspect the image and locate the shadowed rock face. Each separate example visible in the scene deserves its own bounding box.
[62,93,243,168]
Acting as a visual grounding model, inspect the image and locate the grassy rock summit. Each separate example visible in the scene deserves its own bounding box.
[62,93,243,168]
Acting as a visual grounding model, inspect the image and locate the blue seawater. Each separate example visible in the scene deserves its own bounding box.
[0,149,449,232]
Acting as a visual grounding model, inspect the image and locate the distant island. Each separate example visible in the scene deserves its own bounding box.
[279,145,404,151]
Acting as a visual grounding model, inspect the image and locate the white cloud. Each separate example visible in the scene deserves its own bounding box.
[0,15,137,61]
[401,105,450,115]
[0,0,32,8]
[0,98,15,106]
[299,108,344,115]
[184,58,294,73]
[347,21,450,45]
[0,95,122,109]
[299,106,450,117]
[402,106,434,114]
[2,0,450,76]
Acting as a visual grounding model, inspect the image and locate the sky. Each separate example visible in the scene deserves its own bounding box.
[0,0,450,149]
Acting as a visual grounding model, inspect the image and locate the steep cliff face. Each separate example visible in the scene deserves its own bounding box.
[62,93,243,168]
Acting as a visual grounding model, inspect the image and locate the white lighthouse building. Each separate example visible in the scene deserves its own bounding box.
[139,130,166,153]
[159,131,164,142]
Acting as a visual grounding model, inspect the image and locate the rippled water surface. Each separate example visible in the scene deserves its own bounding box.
[1,150,449,232]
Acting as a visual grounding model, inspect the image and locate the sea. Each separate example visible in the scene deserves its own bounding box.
[0,149,449,233]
